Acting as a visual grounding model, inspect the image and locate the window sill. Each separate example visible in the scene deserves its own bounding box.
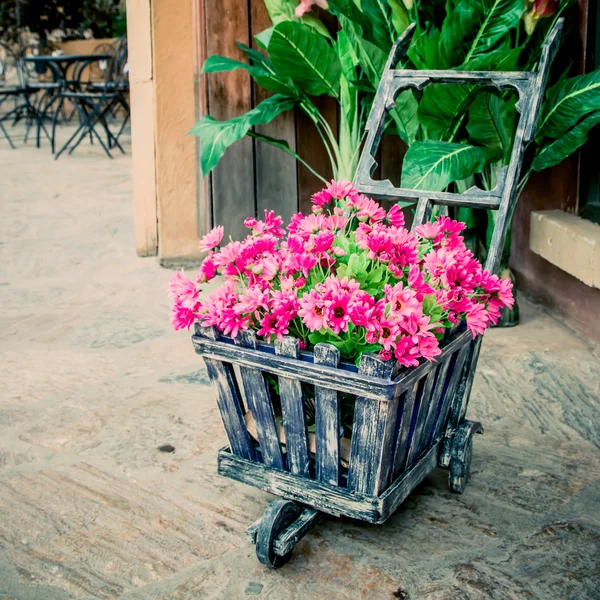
[530,210,600,289]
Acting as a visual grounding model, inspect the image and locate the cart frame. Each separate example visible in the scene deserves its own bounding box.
[192,19,563,568]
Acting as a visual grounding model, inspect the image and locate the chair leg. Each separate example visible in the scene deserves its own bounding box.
[50,95,65,154]
[0,120,15,149]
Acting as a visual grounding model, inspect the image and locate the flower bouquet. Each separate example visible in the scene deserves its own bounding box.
[170,180,513,365]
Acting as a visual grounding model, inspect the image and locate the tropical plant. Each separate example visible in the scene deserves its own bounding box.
[193,0,600,289]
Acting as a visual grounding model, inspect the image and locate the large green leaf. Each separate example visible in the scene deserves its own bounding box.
[360,0,395,48]
[538,69,600,139]
[401,141,499,190]
[190,95,298,175]
[467,92,516,161]
[202,52,299,97]
[387,0,411,36]
[391,90,420,145]
[329,0,390,51]
[532,111,600,171]
[263,0,296,23]
[438,0,524,68]
[268,21,341,97]
[408,27,443,70]
[418,47,521,140]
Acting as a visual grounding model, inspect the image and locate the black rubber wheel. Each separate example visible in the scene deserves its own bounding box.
[449,431,473,494]
[256,500,301,568]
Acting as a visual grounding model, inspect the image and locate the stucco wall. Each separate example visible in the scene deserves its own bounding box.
[151,0,203,264]
[127,0,205,262]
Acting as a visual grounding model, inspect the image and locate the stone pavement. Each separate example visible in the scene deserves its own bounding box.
[0,130,599,600]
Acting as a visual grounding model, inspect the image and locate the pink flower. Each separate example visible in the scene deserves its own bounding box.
[295,0,328,17]
[376,318,400,351]
[170,300,198,331]
[298,290,328,331]
[415,332,441,361]
[199,226,224,253]
[234,286,270,315]
[386,204,405,228]
[466,303,488,338]
[168,271,198,310]
[386,282,420,318]
[197,254,218,283]
[414,221,440,240]
[394,335,420,367]
[326,293,351,334]
[325,179,357,200]
[311,189,332,208]
[379,349,393,361]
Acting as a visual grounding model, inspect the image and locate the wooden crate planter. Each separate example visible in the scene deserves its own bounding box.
[192,20,563,567]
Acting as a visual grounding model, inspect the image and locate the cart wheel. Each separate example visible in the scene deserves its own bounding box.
[448,420,482,494]
[256,499,301,568]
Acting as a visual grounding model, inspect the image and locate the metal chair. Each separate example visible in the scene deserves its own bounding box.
[54,36,129,159]
[19,42,61,150]
[0,42,25,148]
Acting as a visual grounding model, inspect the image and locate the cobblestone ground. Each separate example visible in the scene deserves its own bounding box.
[0,129,599,600]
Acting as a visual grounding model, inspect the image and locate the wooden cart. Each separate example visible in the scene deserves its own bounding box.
[192,20,563,568]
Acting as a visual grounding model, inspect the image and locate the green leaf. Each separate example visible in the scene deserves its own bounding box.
[263,0,296,23]
[360,0,395,48]
[391,90,420,145]
[532,111,600,171]
[467,92,516,162]
[408,27,442,70]
[190,95,298,176]
[539,69,600,139]
[329,0,387,51]
[387,0,411,36]
[300,14,333,39]
[204,49,299,97]
[401,141,500,191]
[418,47,521,141]
[268,21,341,97]
[255,27,274,50]
[202,55,247,73]
[439,0,525,68]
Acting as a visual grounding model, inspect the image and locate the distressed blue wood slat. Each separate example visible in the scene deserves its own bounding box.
[275,337,310,477]
[313,343,341,486]
[405,367,438,468]
[235,330,284,470]
[347,354,394,495]
[391,384,417,479]
[195,325,255,461]
[428,345,469,447]
[369,362,404,495]
[419,358,453,455]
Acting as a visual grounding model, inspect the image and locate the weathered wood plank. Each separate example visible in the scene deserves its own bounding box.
[193,335,398,400]
[431,344,470,446]
[390,387,416,479]
[193,329,472,401]
[234,331,284,470]
[419,358,453,454]
[205,0,255,241]
[218,448,380,522]
[347,355,394,496]
[273,508,323,556]
[313,343,341,486]
[194,325,255,460]
[275,337,310,477]
[405,367,438,467]
[377,440,442,522]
